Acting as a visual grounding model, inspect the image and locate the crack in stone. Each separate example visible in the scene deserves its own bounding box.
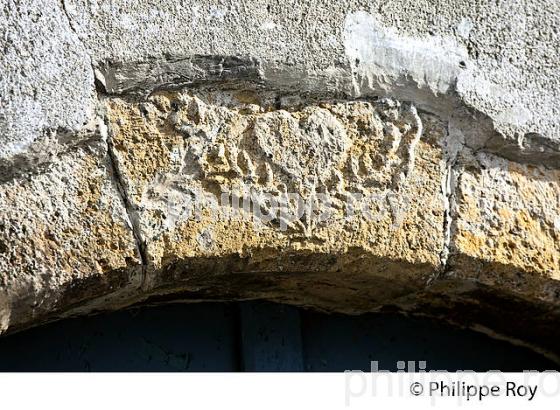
[102,115,149,277]
[60,0,98,110]
[60,0,81,44]
[441,167,460,276]
[61,1,149,283]
[437,121,462,281]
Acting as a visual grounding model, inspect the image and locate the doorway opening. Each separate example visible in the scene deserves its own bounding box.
[0,301,556,371]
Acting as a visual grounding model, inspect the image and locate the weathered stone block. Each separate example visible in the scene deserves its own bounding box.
[0,129,142,332]
[450,151,560,301]
[107,89,447,304]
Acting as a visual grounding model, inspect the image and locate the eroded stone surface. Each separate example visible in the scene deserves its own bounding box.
[0,83,559,360]
[0,0,559,363]
[0,127,141,333]
[450,151,560,301]
[107,90,447,298]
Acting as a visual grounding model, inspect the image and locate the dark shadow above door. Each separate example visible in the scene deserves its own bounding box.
[0,301,556,372]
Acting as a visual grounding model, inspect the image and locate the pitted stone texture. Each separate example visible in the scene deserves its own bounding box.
[0,133,142,333]
[107,90,447,296]
[0,0,94,163]
[450,152,560,301]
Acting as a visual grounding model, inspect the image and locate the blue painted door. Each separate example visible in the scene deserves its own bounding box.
[0,301,556,371]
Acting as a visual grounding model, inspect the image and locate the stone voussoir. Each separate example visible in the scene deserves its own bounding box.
[449,150,560,302]
[0,122,142,333]
[106,88,448,306]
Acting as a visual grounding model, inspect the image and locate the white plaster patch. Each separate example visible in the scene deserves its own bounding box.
[119,13,134,30]
[260,21,280,31]
[343,11,468,95]
[208,7,226,20]
[457,18,474,39]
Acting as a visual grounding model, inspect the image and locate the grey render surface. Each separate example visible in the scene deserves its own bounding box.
[1,0,559,169]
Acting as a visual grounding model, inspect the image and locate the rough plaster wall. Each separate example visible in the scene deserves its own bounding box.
[2,0,559,167]
[0,1,559,359]
[0,0,95,163]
